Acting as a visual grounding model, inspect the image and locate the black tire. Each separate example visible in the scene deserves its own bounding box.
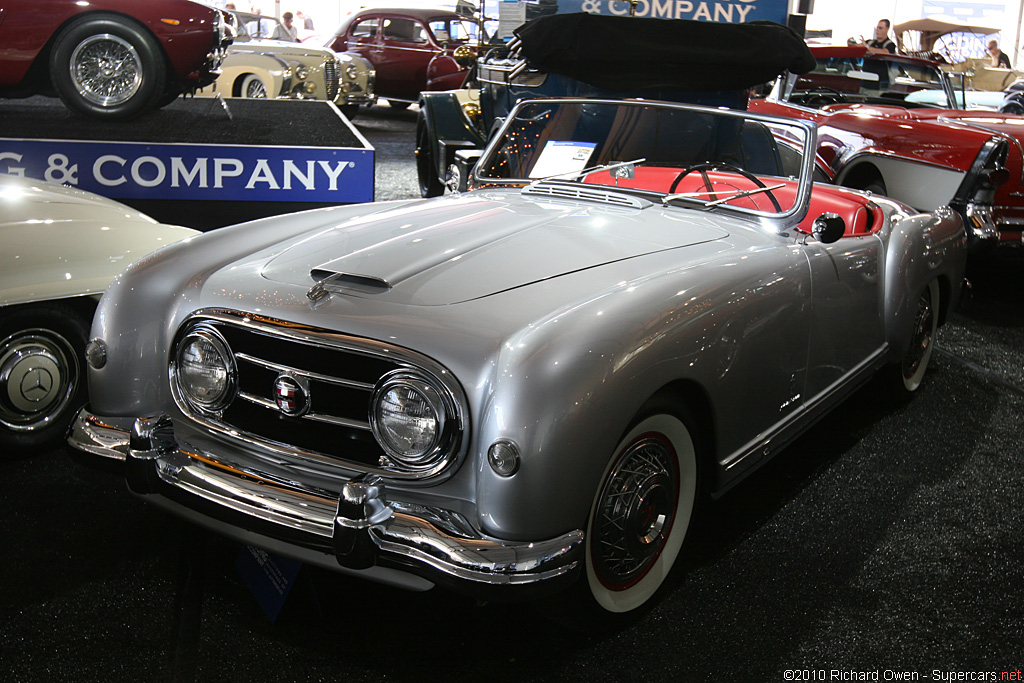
[49,14,167,120]
[0,301,92,454]
[416,113,445,198]
[387,99,411,109]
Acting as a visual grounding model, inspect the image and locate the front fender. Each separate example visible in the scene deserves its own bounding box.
[882,203,966,360]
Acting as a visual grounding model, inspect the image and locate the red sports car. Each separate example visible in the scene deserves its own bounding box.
[750,46,1024,250]
[0,0,230,119]
[326,7,483,107]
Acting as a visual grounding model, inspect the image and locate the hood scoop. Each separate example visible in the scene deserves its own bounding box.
[307,269,391,302]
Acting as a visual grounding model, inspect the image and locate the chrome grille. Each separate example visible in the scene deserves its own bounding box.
[170,311,466,479]
[324,59,339,100]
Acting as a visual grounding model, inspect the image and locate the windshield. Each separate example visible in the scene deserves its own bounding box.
[474,100,815,221]
[788,55,950,107]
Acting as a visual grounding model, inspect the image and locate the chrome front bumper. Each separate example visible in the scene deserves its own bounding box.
[68,408,584,597]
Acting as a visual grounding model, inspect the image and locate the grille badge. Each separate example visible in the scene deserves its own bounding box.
[273,373,310,417]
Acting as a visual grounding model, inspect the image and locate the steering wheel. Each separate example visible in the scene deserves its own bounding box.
[801,86,845,108]
[668,162,783,213]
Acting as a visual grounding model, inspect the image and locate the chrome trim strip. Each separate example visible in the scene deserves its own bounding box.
[122,418,583,590]
[237,391,372,430]
[235,352,375,390]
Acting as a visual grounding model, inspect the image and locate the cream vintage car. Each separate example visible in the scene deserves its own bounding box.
[195,11,375,118]
[0,175,197,452]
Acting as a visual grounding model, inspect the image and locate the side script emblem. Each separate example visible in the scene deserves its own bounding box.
[273,374,310,417]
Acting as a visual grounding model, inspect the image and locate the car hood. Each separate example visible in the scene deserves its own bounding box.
[259,191,731,306]
[230,40,332,59]
[0,176,198,306]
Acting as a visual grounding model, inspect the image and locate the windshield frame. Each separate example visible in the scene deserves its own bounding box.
[471,98,819,232]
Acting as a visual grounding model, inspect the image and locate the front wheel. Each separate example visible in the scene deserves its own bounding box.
[897,280,940,392]
[0,302,91,453]
[49,15,167,120]
[239,74,268,99]
[585,410,699,614]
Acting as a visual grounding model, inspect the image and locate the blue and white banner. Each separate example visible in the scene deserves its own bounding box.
[0,138,374,204]
[555,0,788,24]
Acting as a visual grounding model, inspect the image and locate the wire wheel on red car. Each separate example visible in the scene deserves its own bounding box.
[50,15,167,120]
[586,409,699,614]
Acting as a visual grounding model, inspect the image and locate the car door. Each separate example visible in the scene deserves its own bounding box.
[344,15,380,70]
[376,15,437,101]
[803,232,886,400]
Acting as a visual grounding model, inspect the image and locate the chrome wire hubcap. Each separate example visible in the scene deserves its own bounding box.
[903,289,934,380]
[0,330,78,431]
[245,78,267,98]
[593,435,678,590]
[70,34,142,106]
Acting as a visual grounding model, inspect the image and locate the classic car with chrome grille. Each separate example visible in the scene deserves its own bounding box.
[1,175,197,452]
[749,45,1024,250]
[70,97,966,616]
[0,0,230,120]
[194,10,374,117]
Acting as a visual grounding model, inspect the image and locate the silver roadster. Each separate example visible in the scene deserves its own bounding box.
[70,99,967,615]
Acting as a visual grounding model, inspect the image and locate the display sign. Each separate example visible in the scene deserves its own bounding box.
[0,138,374,204]
[553,0,788,24]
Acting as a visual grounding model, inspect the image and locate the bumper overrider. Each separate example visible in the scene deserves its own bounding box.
[68,408,584,599]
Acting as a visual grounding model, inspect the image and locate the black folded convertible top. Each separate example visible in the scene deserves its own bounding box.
[513,13,816,91]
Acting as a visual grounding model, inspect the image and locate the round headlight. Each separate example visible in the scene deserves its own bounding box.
[370,371,453,471]
[175,327,235,412]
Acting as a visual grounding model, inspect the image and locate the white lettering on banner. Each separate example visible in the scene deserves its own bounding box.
[603,0,755,21]
[0,152,26,176]
[46,154,79,185]
[171,158,208,187]
[132,156,166,188]
[246,159,281,189]
[7,149,358,193]
[95,155,128,186]
[283,160,315,190]
[215,158,244,188]
[318,161,347,191]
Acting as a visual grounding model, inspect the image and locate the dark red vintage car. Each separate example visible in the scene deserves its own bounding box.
[326,7,482,107]
[750,45,1024,250]
[0,0,229,119]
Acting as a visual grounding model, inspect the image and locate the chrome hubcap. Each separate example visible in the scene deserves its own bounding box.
[903,288,934,380]
[70,34,142,106]
[0,330,78,431]
[592,435,678,590]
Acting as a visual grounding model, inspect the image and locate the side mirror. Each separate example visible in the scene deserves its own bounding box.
[812,212,846,244]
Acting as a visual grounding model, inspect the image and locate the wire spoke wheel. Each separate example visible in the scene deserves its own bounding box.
[901,280,939,392]
[586,412,698,613]
[70,34,143,107]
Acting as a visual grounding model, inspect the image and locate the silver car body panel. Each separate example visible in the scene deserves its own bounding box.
[71,99,967,596]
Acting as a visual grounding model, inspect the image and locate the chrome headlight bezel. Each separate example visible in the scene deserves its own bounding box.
[369,369,461,475]
[172,324,237,415]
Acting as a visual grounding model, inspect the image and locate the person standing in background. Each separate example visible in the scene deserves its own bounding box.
[988,39,1012,68]
[856,19,897,54]
[271,11,300,41]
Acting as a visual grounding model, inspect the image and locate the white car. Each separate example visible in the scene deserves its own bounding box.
[195,11,375,118]
[0,175,197,452]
